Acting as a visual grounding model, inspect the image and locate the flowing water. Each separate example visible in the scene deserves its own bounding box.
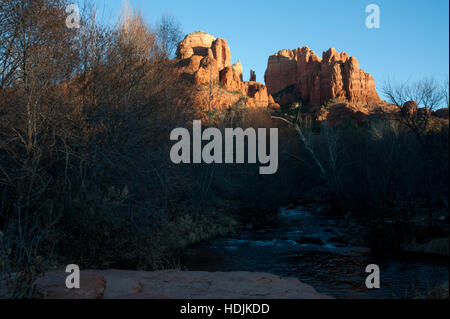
[181,206,449,299]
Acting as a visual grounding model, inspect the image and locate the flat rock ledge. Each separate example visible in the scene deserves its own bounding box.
[32,270,332,299]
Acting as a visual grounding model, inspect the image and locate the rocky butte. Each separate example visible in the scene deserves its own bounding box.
[176,31,280,111]
[264,46,381,107]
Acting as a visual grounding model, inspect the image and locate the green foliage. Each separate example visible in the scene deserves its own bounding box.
[323,98,344,109]
[162,213,238,249]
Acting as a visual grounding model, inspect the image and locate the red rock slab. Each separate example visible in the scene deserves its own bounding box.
[35,270,106,299]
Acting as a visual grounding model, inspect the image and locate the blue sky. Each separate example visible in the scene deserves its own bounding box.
[92,0,449,91]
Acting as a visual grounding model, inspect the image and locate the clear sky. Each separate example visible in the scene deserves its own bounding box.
[92,0,449,91]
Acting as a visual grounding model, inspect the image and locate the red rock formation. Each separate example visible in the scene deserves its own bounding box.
[232,61,243,81]
[176,31,216,60]
[243,81,276,108]
[176,31,279,110]
[264,47,381,106]
[211,38,231,70]
[297,100,399,127]
[402,100,418,118]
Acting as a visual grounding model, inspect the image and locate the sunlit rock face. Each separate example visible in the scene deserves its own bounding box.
[265,46,381,106]
[176,31,217,60]
[176,31,279,110]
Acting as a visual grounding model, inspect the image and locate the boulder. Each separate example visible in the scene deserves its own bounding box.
[33,270,332,299]
[35,270,106,299]
[402,100,418,118]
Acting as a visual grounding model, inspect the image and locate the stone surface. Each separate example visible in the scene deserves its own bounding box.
[33,270,332,299]
[220,66,242,92]
[402,100,418,118]
[211,38,231,70]
[176,31,217,60]
[232,61,243,81]
[176,31,274,110]
[264,46,381,106]
[242,82,273,108]
[35,270,106,299]
[297,100,398,126]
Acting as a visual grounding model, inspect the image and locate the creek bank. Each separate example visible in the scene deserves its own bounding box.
[181,206,449,299]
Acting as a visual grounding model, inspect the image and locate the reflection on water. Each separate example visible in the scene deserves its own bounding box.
[181,207,449,299]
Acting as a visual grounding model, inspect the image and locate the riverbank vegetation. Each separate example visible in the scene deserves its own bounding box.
[0,0,291,298]
[0,0,448,298]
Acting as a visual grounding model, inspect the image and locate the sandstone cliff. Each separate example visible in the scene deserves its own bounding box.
[264,47,381,107]
[176,31,279,111]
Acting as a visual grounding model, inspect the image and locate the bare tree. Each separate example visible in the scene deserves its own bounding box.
[156,13,183,59]
[271,114,344,199]
[0,0,80,298]
[382,77,448,165]
[443,78,449,109]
